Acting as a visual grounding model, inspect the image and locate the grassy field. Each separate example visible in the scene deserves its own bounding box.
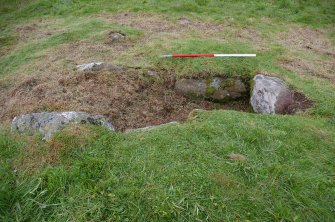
[1,0,335,221]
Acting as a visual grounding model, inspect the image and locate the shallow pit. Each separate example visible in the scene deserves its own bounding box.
[0,69,251,131]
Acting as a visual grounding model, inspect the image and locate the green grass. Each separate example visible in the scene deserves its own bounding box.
[1,111,335,221]
[149,40,259,78]
[1,0,335,221]
[0,18,142,76]
[1,0,334,26]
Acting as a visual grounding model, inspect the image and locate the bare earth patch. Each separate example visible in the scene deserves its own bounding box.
[234,26,263,43]
[15,20,59,42]
[287,91,313,114]
[97,12,256,43]
[280,57,335,84]
[278,27,335,56]
[0,68,249,131]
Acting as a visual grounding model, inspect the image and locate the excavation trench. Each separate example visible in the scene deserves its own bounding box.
[0,69,251,131]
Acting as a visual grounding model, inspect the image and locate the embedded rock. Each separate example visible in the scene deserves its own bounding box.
[108,31,125,42]
[77,62,126,72]
[250,74,294,114]
[178,17,192,26]
[175,79,207,98]
[11,112,114,140]
[175,77,248,102]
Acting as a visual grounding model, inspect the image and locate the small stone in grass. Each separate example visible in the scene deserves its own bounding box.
[108,31,126,42]
[178,17,192,26]
[226,153,246,161]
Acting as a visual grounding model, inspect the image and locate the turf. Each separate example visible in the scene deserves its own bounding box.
[0,0,335,221]
[1,111,335,221]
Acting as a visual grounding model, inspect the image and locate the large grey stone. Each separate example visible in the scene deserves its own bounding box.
[175,79,207,98]
[175,77,248,102]
[11,112,114,140]
[250,74,294,114]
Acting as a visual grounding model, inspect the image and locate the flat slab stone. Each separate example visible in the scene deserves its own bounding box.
[11,111,114,140]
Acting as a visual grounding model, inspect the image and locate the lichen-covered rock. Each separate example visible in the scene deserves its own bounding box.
[250,74,294,114]
[175,79,207,98]
[11,112,114,140]
[175,77,248,102]
[77,62,126,72]
[210,78,247,101]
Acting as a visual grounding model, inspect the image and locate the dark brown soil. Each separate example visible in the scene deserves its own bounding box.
[287,91,313,114]
[0,69,250,131]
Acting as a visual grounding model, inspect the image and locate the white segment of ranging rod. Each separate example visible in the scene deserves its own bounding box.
[214,54,256,57]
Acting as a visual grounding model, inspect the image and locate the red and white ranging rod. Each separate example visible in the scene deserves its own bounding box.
[160,54,256,58]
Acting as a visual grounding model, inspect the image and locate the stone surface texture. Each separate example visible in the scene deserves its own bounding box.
[175,77,248,102]
[12,112,114,140]
[250,74,294,114]
[77,62,126,72]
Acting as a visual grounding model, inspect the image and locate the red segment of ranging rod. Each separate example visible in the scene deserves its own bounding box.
[172,54,214,58]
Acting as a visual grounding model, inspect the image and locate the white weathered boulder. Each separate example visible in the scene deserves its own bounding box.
[11,112,114,140]
[250,74,293,114]
[77,62,125,72]
[77,62,104,71]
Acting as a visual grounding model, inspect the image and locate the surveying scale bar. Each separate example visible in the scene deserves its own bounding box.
[160,54,256,58]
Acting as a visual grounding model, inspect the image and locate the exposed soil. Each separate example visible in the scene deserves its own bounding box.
[287,91,313,114]
[280,57,335,84]
[1,15,318,132]
[278,27,335,56]
[15,22,55,42]
[234,26,263,43]
[108,12,225,34]
[0,68,250,131]
[98,12,239,41]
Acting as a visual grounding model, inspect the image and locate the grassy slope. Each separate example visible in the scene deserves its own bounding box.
[1,111,335,221]
[1,0,335,221]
